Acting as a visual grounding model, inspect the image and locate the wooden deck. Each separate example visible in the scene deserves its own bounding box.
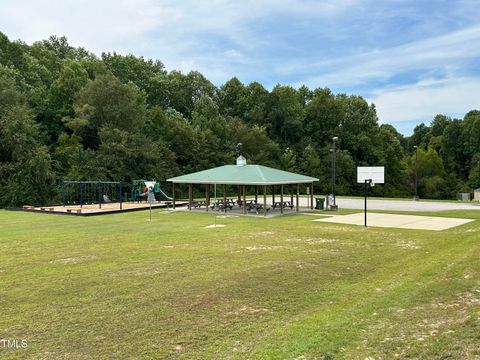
[15,201,188,216]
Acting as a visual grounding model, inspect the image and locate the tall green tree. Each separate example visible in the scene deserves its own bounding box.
[101,52,168,107]
[267,85,304,144]
[65,74,147,148]
[0,81,54,206]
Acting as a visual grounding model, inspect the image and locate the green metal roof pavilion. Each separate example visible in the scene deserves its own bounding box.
[167,162,319,215]
[167,164,318,185]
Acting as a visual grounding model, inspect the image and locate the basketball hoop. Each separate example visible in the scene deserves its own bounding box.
[357,167,385,227]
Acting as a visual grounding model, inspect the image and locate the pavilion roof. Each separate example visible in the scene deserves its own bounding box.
[167,164,318,185]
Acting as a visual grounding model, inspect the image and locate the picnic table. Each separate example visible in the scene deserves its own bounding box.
[210,198,235,211]
[193,200,207,208]
[247,203,269,215]
[272,201,294,210]
[238,199,256,207]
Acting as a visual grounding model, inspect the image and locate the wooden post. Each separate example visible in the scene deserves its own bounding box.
[272,185,275,204]
[223,184,227,214]
[296,184,299,212]
[255,186,258,203]
[237,185,241,205]
[119,182,123,210]
[206,184,210,212]
[310,182,314,209]
[263,185,267,216]
[172,183,176,209]
[188,183,193,210]
[61,180,65,207]
[290,185,294,204]
[243,185,246,215]
[280,184,284,214]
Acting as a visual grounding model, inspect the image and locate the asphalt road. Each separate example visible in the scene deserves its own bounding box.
[228,196,480,212]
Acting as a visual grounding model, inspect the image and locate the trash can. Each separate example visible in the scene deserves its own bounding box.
[315,197,325,210]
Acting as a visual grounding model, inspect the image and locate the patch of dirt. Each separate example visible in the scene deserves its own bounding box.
[305,237,337,244]
[116,268,162,276]
[249,231,275,236]
[360,289,480,358]
[205,224,226,228]
[286,237,337,244]
[225,305,271,316]
[49,256,97,265]
[245,245,289,251]
[395,241,421,250]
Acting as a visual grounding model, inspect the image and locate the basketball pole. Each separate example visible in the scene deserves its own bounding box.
[364,180,368,227]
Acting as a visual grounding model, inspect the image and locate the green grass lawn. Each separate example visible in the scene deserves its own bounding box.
[0,208,479,359]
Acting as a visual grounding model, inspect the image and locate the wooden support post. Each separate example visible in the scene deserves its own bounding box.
[98,182,102,209]
[206,184,210,212]
[80,182,83,208]
[119,182,123,210]
[272,185,275,204]
[188,183,193,210]
[310,182,314,209]
[237,185,241,204]
[172,183,176,209]
[61,181,65,207]
[280,184,284,214]
[263,185,267,216]
[243,185,246,215]
[290,185,293,204]
[255,186,258,203]
[296,184,299,212]
[223,184,227,214]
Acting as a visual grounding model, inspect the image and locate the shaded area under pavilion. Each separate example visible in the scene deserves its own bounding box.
[167,163,319,216]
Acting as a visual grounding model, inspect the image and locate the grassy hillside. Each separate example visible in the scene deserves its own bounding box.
[0,209,479,359]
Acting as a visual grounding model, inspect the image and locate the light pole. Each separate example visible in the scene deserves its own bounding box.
[332,136,338,205]
[414,145,419,200]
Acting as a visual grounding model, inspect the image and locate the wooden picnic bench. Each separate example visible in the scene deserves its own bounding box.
[40,207,54,211]
[210,199,235,211]
[272,201,294,209]
[247,203,270,215]
[67,209,82,213]
[193,200,207,208]
[238,199,256,207]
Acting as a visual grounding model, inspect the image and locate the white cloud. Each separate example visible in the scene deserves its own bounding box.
[1,0,478,129]
[0,0,360,83]
[369,77,480,123]
[0,0,177,54]
[295,24,480,88]
[0,0,358,52]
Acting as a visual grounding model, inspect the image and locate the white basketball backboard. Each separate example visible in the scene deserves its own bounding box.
[357,166,384,184]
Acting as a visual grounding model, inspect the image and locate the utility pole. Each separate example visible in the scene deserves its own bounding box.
[414,145,419,200]
[332,136,338,205]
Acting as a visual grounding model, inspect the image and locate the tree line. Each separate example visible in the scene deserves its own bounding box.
[0,32,479,207]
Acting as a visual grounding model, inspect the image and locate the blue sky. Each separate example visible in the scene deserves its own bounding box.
[1,0,480,135]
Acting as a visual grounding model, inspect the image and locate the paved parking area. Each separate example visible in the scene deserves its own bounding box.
[333,198,480,212]
[313,212,475,231]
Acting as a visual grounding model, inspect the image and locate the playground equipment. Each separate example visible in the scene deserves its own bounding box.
[130,180,173,202]
[61,181,123,209]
